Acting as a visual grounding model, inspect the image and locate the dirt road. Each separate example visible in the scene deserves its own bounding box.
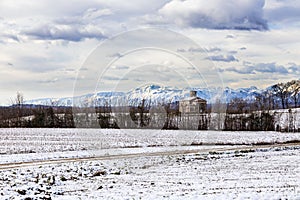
[0,142,299,170]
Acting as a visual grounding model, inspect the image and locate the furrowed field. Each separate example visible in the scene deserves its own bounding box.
[0,128,299,199]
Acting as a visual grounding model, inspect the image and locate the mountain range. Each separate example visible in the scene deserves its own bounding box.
[25,84,262,107]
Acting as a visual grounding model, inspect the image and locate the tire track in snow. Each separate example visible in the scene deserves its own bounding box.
[0,143,299,170]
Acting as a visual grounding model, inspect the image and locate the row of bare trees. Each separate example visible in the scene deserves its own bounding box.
[93,99,180,129]
[224,80,300,132]
[0,92,74,128]
[226,80,300,114]
[269,80,300,109]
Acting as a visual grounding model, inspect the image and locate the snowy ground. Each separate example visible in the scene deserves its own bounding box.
[0,128,300,199]
[1,128,300,154]
[0,145,299,199]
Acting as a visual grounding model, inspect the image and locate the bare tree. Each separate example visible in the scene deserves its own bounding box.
[15,92,24,106]
[254,90,275,111]
[271,83,289,109]
[12,92,24,127]
[228,97,248,114]
[287,80,300,108]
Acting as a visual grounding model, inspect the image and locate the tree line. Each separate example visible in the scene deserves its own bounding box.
[0,104,75,128]
[226,80,300,114]
[0,92,74,128]
[224,80,300,132]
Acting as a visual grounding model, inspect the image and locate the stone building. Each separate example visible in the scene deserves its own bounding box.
[179,91,207,114]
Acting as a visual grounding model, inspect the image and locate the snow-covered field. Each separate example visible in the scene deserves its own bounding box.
[1,128,300,155]
[0,128,300,199]
[1,145,299,199]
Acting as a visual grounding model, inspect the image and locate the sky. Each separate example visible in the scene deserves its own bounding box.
[0,0,300,104]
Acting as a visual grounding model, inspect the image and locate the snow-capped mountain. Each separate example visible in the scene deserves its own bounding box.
[25,84,262,107]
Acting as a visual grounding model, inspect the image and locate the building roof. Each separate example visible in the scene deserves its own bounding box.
[181,96,206,102]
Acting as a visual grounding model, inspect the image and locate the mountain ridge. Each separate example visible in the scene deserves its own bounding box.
[25,84,262,107]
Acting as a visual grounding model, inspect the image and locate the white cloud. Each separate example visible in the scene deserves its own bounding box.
[264,0,300,28]
[207,54,238,62]
[226,62,289,74]
[0,0,300,104]
[111,65,129,70]
[83,8,113,20]
[158,0,268,30]
[24,24,106,42]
